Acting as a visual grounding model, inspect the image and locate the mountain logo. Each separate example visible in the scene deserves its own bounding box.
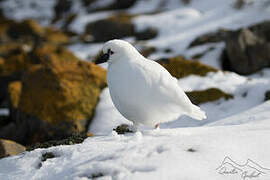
[216,156,270,180]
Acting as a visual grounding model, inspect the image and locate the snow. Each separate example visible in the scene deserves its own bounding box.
[0,0,56,25]
[0,108,9,116]
[1,118,270,180]
[1,0,270,179]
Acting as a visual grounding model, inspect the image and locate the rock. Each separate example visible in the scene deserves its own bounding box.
[186,88,233,105]
[113,124,133,134]
[249,21,270,41]
[138,46,157,58]
[45,27,70,44]
[26,132,92,151]
[224,29,270,75]
[85,13,158,42]
[7,19,44,41]
[191,47,215,59]
[0,18,70,45]
[188,29,231,48]
[0,44,106,145]
[189,21,270,75]
[19,46,106,131]
[157,56,218,79]
[0,139,25,158]
[265,91,270,101]
[41,152,56,162]
[111,0,137,9]
[83,0,137,11]
[135,28,158,41]
[8,81,21,108]
[85,13,135,42]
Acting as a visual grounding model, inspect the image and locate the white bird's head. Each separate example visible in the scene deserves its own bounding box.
[95,39,142,64]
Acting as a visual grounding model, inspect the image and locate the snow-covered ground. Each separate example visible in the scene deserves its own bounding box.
[1,0,270,179]
[1,104,270,179]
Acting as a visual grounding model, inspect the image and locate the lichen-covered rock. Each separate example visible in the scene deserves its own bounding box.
[45,28,70,44]
[7,19,44,41]
[18,46,107,131]
[26,132,93,151]
[0,44,106,145]
[186,88,233,105]
[0,139,25,159]
[8,81,21,108]
[85,13,157,42]
[0,18,69,45]
[0,47,31,77]
[157,56,218,79]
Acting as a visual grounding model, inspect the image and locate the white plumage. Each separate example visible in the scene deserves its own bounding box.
[100,39,206,128]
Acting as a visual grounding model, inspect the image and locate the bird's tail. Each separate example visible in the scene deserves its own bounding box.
[188,105,206,120]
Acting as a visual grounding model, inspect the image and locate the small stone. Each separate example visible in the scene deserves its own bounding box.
[0,139,25,159]
[113,124,133,134]
[265,91,270,101]
[187,148,196,152]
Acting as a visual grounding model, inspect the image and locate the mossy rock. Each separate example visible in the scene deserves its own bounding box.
[0,18,70,45]
[186,88,233,105]
[8,81,21,108]
[17,45,107,132]
[0,44,106,145]
[7,19,45,40]
[85,13,157,42]
[157,56,218,79]
[0,47,31,77]
[0,43,30,57]
[26,132,92,151]
[0,139,25,159]
[113,124,133,134]
[0,57,4,73]
[45,27,70,44]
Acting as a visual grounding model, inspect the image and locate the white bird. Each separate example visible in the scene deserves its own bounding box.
[96,39,206,129]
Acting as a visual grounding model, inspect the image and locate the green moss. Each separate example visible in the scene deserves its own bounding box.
[41,152,56,162]
[157,56,218,79]
[186,88,233,105]
[113,124,133,134]
[26,132,92,151]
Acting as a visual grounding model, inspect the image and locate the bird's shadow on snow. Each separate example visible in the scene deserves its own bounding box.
[159,116,204,129]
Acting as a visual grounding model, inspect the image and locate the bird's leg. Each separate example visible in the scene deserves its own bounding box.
[155,123,159,129]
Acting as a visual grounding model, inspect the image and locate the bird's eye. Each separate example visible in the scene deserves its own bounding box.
[107,49,114,55]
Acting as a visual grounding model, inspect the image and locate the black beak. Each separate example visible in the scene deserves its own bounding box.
[95,52,109,64]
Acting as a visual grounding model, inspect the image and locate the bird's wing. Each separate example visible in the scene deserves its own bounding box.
[136,59,193,113]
